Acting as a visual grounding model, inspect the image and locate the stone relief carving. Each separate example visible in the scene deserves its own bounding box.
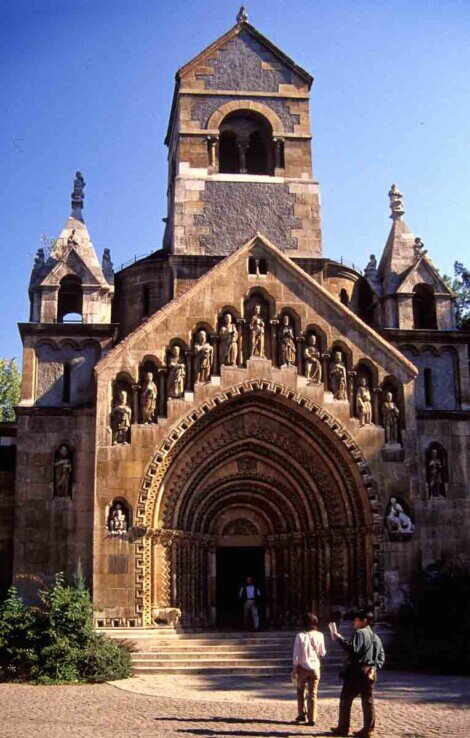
[66,229,79,249]
[71,171,85,208]
[388,183,404,220]
[140,371,158,424]
[385,497,415,540]
[330,350,348,400]
[111,390,132,445]
[152,607,181,627]
[356,376,373,426]
[382,391,400,445]
[279,315,296,366]
[107,500,129,535]
[219,313,238,366]
[194,330,213,383]
[222,518,258,536]
[167,346,186,398]
[426,446,447,498]
[53,444,73,498]
[304,334,322,383]
[249,304,265,358]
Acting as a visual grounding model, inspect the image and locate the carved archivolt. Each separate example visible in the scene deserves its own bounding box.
[134,380,384,624]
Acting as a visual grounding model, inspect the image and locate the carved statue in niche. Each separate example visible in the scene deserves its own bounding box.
[249,304,265,358]
[303,334,322,383]
[167,346,186,398]
[279,315,296,366]
[382,391,400,444]
[111,390,132,445]
[107,501,128,535]
[356,376,373,426]
[427,447,447,498]
[194,330,213,383]
[140,371,158,423]
[329,350,348,400]
[385,497,415,539]
[219,313,238,366]
[53,445,73,498]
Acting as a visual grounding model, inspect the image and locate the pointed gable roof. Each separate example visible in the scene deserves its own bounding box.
[177,20,313,87]
[378,218,417,295]
[397,253,454,295]
[165,17,313,145]
[96,233,417,380]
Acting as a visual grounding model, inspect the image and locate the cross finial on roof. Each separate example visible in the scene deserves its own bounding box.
[236,6,248,24]
[388,183,405,220]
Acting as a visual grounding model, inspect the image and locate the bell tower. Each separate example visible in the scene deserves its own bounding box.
[163,8,322,259]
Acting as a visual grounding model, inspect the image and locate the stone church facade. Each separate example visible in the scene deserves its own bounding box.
[3,12,469,628]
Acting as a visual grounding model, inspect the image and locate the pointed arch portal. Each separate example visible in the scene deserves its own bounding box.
[135,381,383,627]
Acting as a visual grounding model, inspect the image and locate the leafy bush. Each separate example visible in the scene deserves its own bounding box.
[0,587,39,681]
[390,558,470,675]
[0,569,133,684]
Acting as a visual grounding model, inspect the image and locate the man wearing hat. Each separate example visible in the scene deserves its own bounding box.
[330,609,385,738]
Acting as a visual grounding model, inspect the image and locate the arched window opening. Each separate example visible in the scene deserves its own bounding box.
[57,275,83,323]
[413,284,437,329]
[248,257,257,275]
[219,131,239,174]
[219,112,273,175]
[424,367,434,407]
[62,362,71,403]
[340,289,349,307]
[258,258,268,275]
[142,285,150,318]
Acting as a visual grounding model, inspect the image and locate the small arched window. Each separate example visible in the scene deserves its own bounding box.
[412,284,437,329]
[340,289,349,307]
[142,285,150,318]
[57,275,83,322]
[423,367,434,407]
[219,111,273,175]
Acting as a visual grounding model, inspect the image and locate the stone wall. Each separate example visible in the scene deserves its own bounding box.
[172,175,321,257]
[13,409,96,601]
[0,424,16,595]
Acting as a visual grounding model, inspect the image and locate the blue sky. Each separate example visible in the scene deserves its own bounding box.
[1,0,469,360]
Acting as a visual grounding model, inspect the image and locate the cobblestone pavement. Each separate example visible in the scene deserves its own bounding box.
[0,668,469,738]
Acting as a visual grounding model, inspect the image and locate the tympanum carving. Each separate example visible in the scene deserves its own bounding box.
[330,350,348,400]
[111,391,132,445]
[279,315,296,366]
[219,313,238,366]
[385,497,414,540]
[382,391,400,445]
[304,334,322,383]
[141,371,158,424]
[194,330,213,383]
[53,444,73,498]
[167,346,186,398]
[249,304,265,358]
[356,377,373,426]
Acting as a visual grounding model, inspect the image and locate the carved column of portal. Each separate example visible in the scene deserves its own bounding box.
[236,319,245,365]
[322,353,331,391]
[270,319,279,365]
[131,384,140,424]
[207,135,218,172]
[208,541,216,626]
[373,387,381,426]
[184,349,193,392]
[157,368,167,417]
[348,371,357,413]
[296,336,305,374]
[210,333,219,376]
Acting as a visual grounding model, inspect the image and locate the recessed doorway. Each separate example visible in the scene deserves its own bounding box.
[216,546,265,629]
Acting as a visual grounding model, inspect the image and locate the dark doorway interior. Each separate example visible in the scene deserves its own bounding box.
[216,546,265,629]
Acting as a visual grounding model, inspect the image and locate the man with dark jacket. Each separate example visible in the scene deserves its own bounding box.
[330,609,385,738]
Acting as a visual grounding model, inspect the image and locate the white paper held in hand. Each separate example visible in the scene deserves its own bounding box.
[328,621,338,638]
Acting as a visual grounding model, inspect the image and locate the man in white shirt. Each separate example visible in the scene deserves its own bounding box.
[292,613,326,725]
[239,576,260,630]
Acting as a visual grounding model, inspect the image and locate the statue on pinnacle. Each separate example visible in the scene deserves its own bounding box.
[71,171,85,211]
[237,6,248,24]
[388,183,404,220]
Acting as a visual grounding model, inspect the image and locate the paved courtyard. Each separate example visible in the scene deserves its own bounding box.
[1,668,469,738]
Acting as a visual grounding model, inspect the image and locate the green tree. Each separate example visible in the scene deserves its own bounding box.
[443,261,470,329]
[0,587,39,681]
[0,358,21,422]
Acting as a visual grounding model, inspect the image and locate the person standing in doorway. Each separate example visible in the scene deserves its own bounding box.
[330,609,385,738]
[291,612,326,726]
[239,576,260,630]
